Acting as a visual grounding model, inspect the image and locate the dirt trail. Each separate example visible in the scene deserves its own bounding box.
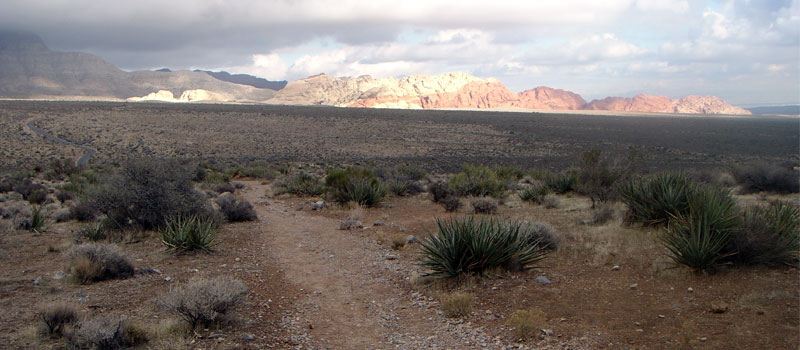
[21,116,97,167]
[239,181,504,349]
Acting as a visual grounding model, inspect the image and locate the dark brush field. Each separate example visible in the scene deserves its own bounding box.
[0,100,797,172]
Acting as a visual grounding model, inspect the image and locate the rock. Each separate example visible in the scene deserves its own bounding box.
[536,276,551,285]
[373,220,383,226]
[611,265,621,271]
[53,208,72,222]
[164,276,173,282]
[541,329,554,336]
[585,94,750,115]
[311,201,325,210]
[710,301,729,313]
[405,235,419,244]
[339,219,363,230]
[33,276,42,285]
[630,283,638,290]
[241,334,256,341]
[687,287,694,293]
[52,271,67,280]
[385,254,398,260]
[137,268,161,275]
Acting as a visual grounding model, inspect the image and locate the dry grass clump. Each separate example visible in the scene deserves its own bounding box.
[37,303,78,336]
[67,243,134,284]
[69,315,147,349]
[440,292,472,318]
[732,161,799,194]
[590,204,616,225]
[507,307,547,340]
[542,194,560,209]
[159,277,247,329]
[519,222,561,250]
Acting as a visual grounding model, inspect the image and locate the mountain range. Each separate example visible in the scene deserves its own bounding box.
[0,30,754,115]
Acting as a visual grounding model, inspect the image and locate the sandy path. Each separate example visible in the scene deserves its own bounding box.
[239,181,504,349]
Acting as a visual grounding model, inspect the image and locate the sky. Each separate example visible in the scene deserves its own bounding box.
[1,0,798,106]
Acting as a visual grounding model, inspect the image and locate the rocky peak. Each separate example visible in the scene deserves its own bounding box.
[0,30,49,52]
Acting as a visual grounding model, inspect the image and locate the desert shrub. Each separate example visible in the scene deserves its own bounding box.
[274,173,324,196]
[12,177,45,200]
[494,165,526,181]
[508,308,547,340]
[471,198,498,214]
[519,182,550,204]
[732,162,799,194]
[420,216,548,278]
[576,148,637,207]
[83,159,209,230]
[440,292,472,318]
[545,171,577,194]
[325,168,386,206]
[68,243,134,284]
[56,190,74,203]
[37,303,78,336]
[160,215,217,252]
[61,170,100,194]
[661,186,739,272]
[204,171,231,184]
[449,164,505,197]
[590,204,616,225]
[732,201,800,266]
[0,178,11,193]
[159,277,247,329]
[397,165,427,181]
[429,182,457,202]
[388,180,410,196]
[441,196,462,212]
[542,194,560,209]
[212,182,236,194]
[46,158,81,180]
[620,172,696,226]
[27,189,47,204]
[215,193,257,222]
[519,222,560,250]
[240,166,277,179]
[70,200,97,222]
[70,315,146,349]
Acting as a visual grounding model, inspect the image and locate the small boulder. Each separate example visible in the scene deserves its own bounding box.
[339,219,364,230]
[536,276,551,285]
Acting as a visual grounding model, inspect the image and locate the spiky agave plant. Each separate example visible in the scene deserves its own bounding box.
[160,215,217,252]
[620,172,696,226]
[735,200,800,266]
[419,216,548,278]
[29,205,48,232]
[661,185,738,272]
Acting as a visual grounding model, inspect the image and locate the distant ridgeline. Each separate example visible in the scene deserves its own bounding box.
[744,105,800,115]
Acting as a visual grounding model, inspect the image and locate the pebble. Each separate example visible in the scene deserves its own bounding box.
[630,283,638,290]
[541,329,554,336]
[241,334,256,341]
[373,220,383,226]
[710,301,729,313]
[33,276,42,285]
[536,276,551,285]
[687,287,694,293]
[164,277,173,282]
[386,255,398,260]
[611,265,621,271]
[52,271,67,280]
[405,235,419,244]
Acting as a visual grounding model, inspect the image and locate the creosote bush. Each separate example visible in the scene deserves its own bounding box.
[67,243,134,284]
[429,181,460,212]
[160,215,217,252]
[441,196,462,212]
[37,303,78,336]
[545,171,577,194]
[215,193,257,222]
[274,173,324,196]
[159,277,247,329]
[576,148,637,207]
[420,216,548,278]
[733,200,800,266]
[69,315,147,350]
[471,197,498,214]
[325,168,386,206]
[732,162,799,194]
[449,164,505,197]
[82,159,209,230]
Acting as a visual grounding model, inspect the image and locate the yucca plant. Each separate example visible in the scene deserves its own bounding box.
[545,172,577,194]
[661,186,738,272]
[733,200,800,266]
[29,205,48,232]
[389,180,410,196]
[160,215,217,252]
[339,177,387,206]
[519,182,550,204]
[80,222,107,241]
[419,216,548,278]
[620,172,695,226]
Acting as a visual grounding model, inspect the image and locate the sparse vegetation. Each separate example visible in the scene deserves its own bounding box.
[449,164,505,197]
[519,182,550,204]
[732,162,799,194]
[78,222,107,242]
[69,315,147,350]
[160,215,218,252]
[67,243,134,284]
[519,221,561,250]
[620,172,695,226]
[159,277,247,329]
[576,148,637,207]
[215,193,257,222]
[27,205,47,232]
[420,216,548,278]
[37,303,78,336]
[545,171,577,194]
